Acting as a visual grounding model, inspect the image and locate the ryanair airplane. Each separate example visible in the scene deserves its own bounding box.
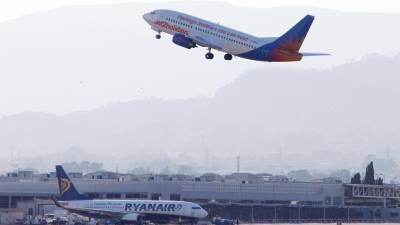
[53,166,208,225]
[143,9,328,62]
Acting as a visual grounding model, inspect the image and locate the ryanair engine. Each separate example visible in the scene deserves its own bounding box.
[122,213,140,221]
[172,33,196,49]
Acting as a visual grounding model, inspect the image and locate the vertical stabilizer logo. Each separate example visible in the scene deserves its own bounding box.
[60,178,71,195]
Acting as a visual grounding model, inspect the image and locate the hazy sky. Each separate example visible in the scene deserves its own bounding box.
[1,0,400,174]
[1,0,400,117]
[1,0,400,21]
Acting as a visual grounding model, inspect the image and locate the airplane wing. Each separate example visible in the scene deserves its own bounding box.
[62,207,140,221]
[188,34,223,50]
[77,208,124,218]
[52,197,141,221]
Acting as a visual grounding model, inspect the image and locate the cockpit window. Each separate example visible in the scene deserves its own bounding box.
[150,11,156,15]
[192,207,201,209]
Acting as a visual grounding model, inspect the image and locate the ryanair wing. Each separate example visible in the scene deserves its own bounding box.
[52,196,136,220]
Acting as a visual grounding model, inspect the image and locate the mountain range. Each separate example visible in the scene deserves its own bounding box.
[1,54,399,175]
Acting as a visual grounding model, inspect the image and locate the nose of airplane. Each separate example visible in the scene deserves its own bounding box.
[142,13,150,22]
[201,208,208,218]
[143,13,155,24]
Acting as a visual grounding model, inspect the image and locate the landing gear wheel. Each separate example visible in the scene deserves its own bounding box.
[156,34,161,39]
[205,52,214,60]
[224,54,233,60]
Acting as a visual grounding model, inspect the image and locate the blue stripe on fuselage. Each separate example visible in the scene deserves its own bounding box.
[236,43,273,62]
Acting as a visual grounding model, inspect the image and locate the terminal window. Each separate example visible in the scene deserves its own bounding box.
[28,208,33,216]
[324,196,331,205]
[170,194,181,201]
[106,193,121,199]
[183,198,209,203]
[333,196,342,206]
[126,193,148,199]
[87,193,101,199]
[0,196,9,208]
[22,196,34,201]
[11,196,19,208]
[151,193,162,200]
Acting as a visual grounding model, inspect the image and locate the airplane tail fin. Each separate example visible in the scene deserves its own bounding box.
[55,165,89,201]
[273,15,314,52]
[264,15,315,62]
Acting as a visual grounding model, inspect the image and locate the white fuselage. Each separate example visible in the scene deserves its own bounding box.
[58,199,207,221]
[143,9,273,55]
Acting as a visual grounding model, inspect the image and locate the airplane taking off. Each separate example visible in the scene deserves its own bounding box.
[143,10,328,62]
[53,166,208,225]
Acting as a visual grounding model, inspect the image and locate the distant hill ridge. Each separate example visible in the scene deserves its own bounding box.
[1,54,400,173]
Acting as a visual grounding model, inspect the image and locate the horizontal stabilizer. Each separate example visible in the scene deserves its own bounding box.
[301,52,331,56]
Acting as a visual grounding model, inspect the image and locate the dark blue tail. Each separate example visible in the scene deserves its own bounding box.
[272,15,314,52]
[56,165,89,201]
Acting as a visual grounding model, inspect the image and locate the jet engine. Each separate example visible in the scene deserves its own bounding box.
[121,213,140,221]
[172,33,196,49]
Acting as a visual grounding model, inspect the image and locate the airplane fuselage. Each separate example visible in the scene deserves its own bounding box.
[143,9,266,58]
[54,165,207,224]
[57,199,207,223]
[143,10,321,62]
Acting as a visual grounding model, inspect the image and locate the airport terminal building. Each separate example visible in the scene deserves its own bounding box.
[1,171,400,223]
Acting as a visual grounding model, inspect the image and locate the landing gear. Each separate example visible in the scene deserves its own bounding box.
[177,217,183,225]
[205,47,214,60]
[155,31,161,39]
[205,52,214,59]
[224,54,233,60]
